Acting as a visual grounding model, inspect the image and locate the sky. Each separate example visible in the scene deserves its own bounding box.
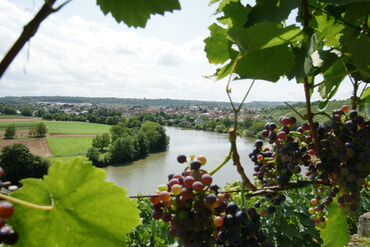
[0,0,354,103]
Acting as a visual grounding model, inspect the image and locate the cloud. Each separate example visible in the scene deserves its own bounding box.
[0,0,353,103]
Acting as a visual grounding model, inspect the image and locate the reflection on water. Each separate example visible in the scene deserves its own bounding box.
[104,127,256,195]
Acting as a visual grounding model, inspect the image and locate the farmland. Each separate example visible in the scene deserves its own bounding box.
[0,118,111,162]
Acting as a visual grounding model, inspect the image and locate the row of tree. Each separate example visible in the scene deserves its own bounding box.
[87,120,169,167]
[3,122,48,139]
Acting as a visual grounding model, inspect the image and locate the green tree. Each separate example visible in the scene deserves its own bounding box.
[140,121,169,152]
[4,124,16,139]
[0,143,50,185]
[36,122,47,136]
[20,107,33,116]
[29,122,48,137]
[92,133,110,151]
[109,136,138,164]
[2,105,17,115]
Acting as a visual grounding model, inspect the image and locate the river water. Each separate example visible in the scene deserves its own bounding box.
[104,127,256,195]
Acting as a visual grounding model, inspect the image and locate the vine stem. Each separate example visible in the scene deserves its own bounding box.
[208,151,232,175]
[0,193,54,210]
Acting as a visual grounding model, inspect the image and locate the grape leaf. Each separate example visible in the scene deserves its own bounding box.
[204,23,238,65]
[314,13,345,47]
[96,0,181,28]
[244,0,300,27]
[234,45,295,82]
[229,23,302,52]
[345,35,370,82]
[318,0,370,5]
[8,159,141,247]
[319,200,349,247]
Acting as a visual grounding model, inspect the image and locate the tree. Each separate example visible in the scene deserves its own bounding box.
[20,107,33,116]
[4,124,16,139]
[140,121,169,152]
[92,133,110,151]
[0,143,49,185]
[2,105,17,115]
[29,122,48,137]
[109,136,137,164]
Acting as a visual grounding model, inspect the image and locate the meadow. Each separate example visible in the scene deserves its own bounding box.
[45,121,111,134]
[0,118,111,163]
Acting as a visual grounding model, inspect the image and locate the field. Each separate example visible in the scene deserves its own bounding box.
[0,119,110,161]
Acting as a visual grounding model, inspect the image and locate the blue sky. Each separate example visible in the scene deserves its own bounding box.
[0,0,353,103]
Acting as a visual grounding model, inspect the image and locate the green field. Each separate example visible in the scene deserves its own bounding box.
[45,121,111,134]
[47,136,94,156]
[0,121,42,131]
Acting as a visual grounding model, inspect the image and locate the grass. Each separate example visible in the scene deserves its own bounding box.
[0,121,43,131]
[47,136,94,156]
[45,121,111,134]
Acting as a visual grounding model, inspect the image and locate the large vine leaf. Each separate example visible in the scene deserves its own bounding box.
[96,0,181,28]
[234,45,295,82]
[318,200,349,247]
[345,35,370,82]
[204,23,237,65]
[8,159,141,247]
[244,0,300,27]
[228,23,303,52]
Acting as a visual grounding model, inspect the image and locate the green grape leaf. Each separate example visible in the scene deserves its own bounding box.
[318,60,346,109]
[318,0,370,5]
[345,35,370,82]
[314,13,345,47]
[8,159,141,247]
[229,23,302,52]
[281,224,303,241]
[234,45,295,82]
[286,47,310,81]
[218,1,250,29]
[96,0,181,28]
[204,23,238,65]
[245,0,300,27]
[319,202,349,247]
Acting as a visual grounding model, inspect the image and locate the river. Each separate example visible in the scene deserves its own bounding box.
[104,127,256,195]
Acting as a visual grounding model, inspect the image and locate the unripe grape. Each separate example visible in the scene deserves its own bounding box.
[190,160,201,170]
[177,154,187,163]
[213,216,224,227]
[171,184,182,195]
[183,176,195,188]
[196,155,207,165]
[201,174,212,186]
[159,191,171,202]
[192,181,204,193]
[0,202,14,219]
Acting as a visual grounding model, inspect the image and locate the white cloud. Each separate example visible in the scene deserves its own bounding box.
[0,0,353,103]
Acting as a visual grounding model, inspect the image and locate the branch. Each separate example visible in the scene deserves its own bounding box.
[0,0,71,78]
[229,128,256,191]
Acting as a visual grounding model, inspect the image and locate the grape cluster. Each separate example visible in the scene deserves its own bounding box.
[249,105,369,218]
[0,202,18,245]
[150,155,273,247]
[150,155,221,246]
[214,202,273,247]
[307,106,370,217]
[0,167,18,245]
[249,116,310,187]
